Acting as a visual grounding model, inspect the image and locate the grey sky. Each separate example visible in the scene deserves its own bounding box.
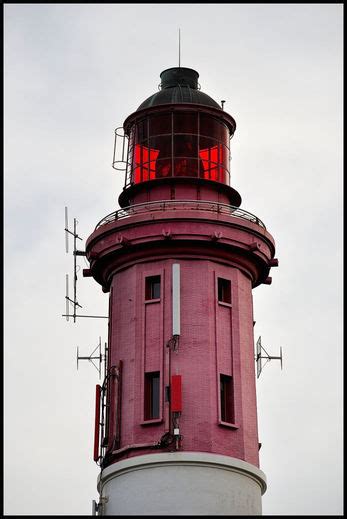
[4,3,343,515]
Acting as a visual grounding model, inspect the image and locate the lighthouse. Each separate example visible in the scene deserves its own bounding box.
[85,66,277,515]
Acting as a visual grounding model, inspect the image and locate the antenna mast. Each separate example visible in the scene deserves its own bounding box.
[64,206,83,322]
[63,207,108,321]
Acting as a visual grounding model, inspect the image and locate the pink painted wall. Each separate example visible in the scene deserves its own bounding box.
[130,182,233,206]
[106,258,260,467]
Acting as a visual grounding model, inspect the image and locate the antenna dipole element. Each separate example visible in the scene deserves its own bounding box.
[65,274,69,322]
[255,336,283,378]
[65,206,69,253]
[76,337,107,380]
[178,28,181,67]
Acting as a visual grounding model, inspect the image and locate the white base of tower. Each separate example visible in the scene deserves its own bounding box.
[97,452,266,516]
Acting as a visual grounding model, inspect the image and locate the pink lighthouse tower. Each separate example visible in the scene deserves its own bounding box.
[85,67,278,515]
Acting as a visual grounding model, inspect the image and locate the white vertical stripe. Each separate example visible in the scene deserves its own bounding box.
[172,263,180,336]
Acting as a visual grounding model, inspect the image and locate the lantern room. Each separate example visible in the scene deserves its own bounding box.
[114,67,241,208]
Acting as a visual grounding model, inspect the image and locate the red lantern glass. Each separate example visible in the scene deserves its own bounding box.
[126,111,231,186]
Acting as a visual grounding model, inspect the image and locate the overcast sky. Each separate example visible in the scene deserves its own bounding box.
[4,3,343,516]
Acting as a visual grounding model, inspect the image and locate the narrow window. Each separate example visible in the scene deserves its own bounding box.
[220,374,234,423]
[145,275,161,300]
[144,372,160,420]
[218,277,231,304]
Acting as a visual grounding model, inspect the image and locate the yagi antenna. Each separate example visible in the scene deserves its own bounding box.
[76,337,107,380]
[64,207,83,322]
[255,336,283,379]
[63,207,108,321]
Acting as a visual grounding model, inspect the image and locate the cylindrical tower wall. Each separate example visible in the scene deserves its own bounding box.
[103,257,259,468]
[124,179,235,207]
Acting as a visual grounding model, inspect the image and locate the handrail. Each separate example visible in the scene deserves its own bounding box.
[95,200,266,230]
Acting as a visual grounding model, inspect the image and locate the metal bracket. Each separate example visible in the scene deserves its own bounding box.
[166,335,180,353]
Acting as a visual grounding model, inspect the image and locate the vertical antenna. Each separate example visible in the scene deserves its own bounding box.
[65,274,69,322]
[65,206,69,253]
[73,218,77,323]
[178,28,181,67]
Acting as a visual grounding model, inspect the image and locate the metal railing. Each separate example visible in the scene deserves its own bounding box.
[95,200,266,231]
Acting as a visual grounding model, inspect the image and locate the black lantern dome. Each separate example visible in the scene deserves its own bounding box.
[137,67,222,111]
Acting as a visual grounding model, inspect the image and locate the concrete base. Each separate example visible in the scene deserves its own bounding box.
[97,452,266,515]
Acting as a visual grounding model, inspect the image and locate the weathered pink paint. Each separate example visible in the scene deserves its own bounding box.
[86,197,276,467]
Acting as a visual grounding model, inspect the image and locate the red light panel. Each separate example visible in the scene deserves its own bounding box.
[134,144,226,183]
[171,375,182,413]
[133,145,159,183]
[199,145,223,181]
